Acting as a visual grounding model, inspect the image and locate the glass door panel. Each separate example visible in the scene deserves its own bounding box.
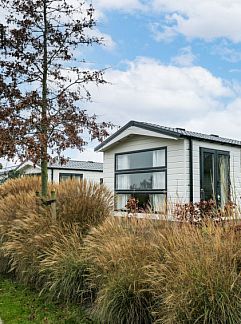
[200,148,230,207]
[217,154,229,208]
[202,152,215,201]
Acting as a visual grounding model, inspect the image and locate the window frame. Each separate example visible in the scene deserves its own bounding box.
[114,147,167,211]
[59,173,83,182]
[199,147,230,203]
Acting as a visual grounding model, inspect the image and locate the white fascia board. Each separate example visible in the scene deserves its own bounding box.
[16,161,40,172]
[98,126,178,152]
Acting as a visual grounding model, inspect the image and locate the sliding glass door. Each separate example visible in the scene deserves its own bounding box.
[217,154,229,207]
[200,148,230,207]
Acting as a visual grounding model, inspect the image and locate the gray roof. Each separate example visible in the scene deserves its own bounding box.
[0,165,20,175]
[48,160,103,171]
[95,120,241,151]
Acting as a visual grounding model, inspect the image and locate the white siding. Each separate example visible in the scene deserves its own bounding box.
[104,135,241,208]
[23,165,41,174]
[191,140,241,205]
[103,134,188,203]
[23,166,102,184]
[51,169,102,183]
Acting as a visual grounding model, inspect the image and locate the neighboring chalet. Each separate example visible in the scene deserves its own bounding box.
[95,120,241,213]
[15,160,103,184]
[0,165,21,183]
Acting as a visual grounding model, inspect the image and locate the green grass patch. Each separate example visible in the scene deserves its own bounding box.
[0,276,94,323]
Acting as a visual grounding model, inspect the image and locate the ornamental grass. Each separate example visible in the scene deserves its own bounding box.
[39,224,89,304]
[2,209,58,288]
[1,177,241,323]
[56,179,113,232]
[148,223,241,324]
[0,176,42,199]
[84,217,168,324]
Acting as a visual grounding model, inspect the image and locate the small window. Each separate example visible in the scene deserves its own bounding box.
[100,178,103,184]
[59,173,83,182]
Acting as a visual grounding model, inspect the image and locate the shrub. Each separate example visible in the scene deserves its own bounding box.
[56,179,113,232]
[84,217,166,324]
[39,224,88,303]
[174,200,237,224]
[148,224,241,323]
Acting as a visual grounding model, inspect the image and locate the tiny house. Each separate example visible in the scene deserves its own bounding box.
[95,121,241,213]
[15,160,103,184]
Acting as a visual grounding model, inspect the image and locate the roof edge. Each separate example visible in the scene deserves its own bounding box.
[95,121,135,151]
[95,120,181,151]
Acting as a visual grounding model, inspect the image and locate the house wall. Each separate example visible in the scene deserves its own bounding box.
[103,135,241,208]
[23,166,103,184]
[51,169,102,183]
[191,140,241,205]
[23,165,41,174]
[103,134,189,204]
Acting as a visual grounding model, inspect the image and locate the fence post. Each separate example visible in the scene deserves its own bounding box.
[36,191,41,213]
[51,190,56,221]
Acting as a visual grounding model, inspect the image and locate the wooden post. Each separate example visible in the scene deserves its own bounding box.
[36,191,41,213]
[51,190,56,221]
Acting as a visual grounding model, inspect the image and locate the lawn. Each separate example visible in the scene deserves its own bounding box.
[0,276,94,324]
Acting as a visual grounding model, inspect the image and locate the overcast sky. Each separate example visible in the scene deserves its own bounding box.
[2,0,241,167]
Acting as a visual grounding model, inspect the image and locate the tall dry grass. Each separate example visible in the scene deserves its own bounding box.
[39,224,89,303]
[2,209,58,287]
[0,189,39,275]
[84,218,169,324]
[0,176,41,199]
[83,218,241,323]
[0,192,37,237]
[148,223,241,323]
[0,177,112,291]
[56,179,113,232]
[2,177,241,323]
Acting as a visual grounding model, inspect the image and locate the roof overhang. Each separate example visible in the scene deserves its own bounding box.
[15,161,40,173]
[95,121,179,152]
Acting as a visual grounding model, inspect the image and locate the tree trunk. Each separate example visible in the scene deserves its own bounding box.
[41,0,48,198]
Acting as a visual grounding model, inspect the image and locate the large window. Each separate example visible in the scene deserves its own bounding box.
[115,148,167,212]
[116,172,166,190]
[59,173,83,182]
[200,148,230,208]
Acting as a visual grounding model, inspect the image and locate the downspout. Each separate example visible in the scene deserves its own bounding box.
[51,168,54,184]
[189,138,193,203]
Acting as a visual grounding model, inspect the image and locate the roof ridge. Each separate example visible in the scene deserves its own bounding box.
[138,121,241,144]
[58,159,102,163]
[95,120,241,151]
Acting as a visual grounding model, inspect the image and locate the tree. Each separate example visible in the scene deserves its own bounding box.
[0,0,112,198]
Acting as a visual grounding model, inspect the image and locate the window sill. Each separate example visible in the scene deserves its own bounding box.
[113,211,174,220]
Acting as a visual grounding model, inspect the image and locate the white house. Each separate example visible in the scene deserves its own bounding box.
[95,120,241,213]
[15,160,103,184]
[0,165,21,183]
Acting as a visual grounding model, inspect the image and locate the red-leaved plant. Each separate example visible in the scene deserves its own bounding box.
[174,200,236,225]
